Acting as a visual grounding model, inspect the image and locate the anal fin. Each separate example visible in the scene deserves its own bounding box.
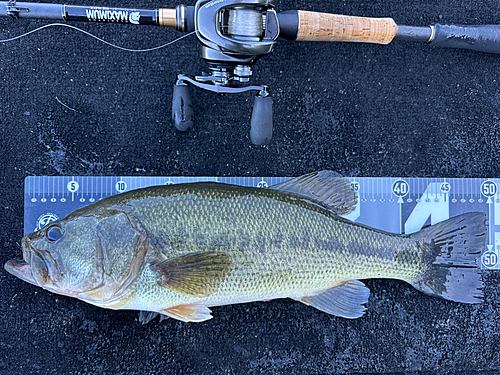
[300,280,370,319]
[161,304,213,323]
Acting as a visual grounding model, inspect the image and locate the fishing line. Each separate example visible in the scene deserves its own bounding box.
[0,23,195,52]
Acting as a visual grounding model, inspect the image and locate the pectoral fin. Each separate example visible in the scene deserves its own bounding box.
[271,171,358,216]
[299,280,370,319]
[161,304,212,322]
[150,252,231,298]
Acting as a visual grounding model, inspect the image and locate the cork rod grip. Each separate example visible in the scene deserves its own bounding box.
[296,11,397,44]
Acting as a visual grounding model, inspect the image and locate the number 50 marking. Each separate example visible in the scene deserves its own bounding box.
[481,181,497,198]
[483,251,498,268]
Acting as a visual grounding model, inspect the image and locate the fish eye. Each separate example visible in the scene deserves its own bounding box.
[46,225,63,242]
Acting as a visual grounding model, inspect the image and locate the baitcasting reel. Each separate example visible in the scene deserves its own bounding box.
[172,0,280,145]
[3,0,500,144]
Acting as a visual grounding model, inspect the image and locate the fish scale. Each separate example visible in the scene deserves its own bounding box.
[122,184,424,309]
[6,172,487,323]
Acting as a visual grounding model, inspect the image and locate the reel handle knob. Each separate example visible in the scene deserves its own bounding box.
[250,89,273,145]
[172,80,194,131]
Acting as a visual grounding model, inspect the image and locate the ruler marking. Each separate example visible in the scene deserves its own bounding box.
[463,179,466,201]
[489,202,494,248]
[23,176,497,270]
[399,189,402,234]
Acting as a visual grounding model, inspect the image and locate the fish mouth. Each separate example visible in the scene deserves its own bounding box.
[4,258,37,286]
[4,235,38,286]
[5,235,77,297]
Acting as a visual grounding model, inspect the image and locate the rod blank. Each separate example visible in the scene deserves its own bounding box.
[1,2,64,19]
[0,2,189,29]
[395,25,432,43]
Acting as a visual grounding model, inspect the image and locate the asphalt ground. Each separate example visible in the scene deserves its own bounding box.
[1,0,500,373]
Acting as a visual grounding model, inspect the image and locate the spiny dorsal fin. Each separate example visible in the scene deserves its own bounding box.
[161,304,212,323]
[299,280,370,319]
[150,252,231,298]
[271,171,358,216]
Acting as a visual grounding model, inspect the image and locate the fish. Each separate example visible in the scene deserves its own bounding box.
[4,171,487,324]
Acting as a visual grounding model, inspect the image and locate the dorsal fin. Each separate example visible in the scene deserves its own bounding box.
[271,171,358,215]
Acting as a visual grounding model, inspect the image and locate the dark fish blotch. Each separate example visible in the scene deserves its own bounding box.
[195,234,206,247]
[253,235,267,254]
[394,246,420,265]
[270,234,284,250]
[289,234,311,251]
[210,235,234,248]
[237,230,251,250]
[314,237,345,252]
[345,240,399,261]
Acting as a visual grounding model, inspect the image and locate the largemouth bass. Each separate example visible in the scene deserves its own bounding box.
[5,172,486,323]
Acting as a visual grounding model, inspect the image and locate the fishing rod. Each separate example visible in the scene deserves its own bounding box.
[2,1,500,144]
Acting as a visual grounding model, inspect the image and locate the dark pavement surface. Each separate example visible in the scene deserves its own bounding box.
[2,0,500,373]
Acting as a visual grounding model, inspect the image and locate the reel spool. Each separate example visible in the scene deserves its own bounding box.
[172,0,279,145]
[227,8,263,40]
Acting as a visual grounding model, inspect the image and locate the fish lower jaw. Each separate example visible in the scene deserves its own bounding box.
[4,259,37,286]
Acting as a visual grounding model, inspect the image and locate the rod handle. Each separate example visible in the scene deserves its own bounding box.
[295,11,397,45]
[429,24,500,54]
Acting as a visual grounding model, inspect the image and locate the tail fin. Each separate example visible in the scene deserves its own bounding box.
[410,212,486,304]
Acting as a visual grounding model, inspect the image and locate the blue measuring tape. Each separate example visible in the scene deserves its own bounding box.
[24,176,500,270]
